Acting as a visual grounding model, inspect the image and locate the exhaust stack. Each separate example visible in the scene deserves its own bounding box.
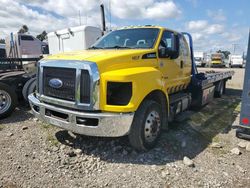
[100,4,106,35]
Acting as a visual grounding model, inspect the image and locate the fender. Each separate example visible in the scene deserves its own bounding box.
[100,67,169,113]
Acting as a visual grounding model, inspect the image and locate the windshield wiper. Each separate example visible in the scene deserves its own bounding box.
[88,46,103,49]
[104,46,133,49]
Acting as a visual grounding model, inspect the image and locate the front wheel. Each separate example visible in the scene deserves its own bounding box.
[129,100,162,151]
[0,83,18,119]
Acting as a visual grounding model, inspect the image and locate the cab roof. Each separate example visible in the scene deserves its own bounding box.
[117,25,179,34]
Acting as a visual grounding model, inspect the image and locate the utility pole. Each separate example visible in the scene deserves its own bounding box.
[232,43,238,54]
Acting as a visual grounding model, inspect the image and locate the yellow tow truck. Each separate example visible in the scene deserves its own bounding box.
[211,53,226,67]
[28,26,234,150]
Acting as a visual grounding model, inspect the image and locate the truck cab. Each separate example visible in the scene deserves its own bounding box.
[28,26,233,150]
[194,51,205,67]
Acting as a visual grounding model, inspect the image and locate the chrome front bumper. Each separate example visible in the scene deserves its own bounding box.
[28,94,134,137]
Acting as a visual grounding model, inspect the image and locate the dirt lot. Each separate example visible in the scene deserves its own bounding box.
[0,68,249,188]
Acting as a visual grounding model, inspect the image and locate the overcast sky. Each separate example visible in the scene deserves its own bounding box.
[0,0,249,54]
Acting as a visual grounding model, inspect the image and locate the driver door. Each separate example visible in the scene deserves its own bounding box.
[158,30,182,94]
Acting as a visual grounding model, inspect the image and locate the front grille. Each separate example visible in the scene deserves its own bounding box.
[43,67,76,101]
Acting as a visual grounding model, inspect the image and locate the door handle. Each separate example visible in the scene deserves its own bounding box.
[180,61,184,68]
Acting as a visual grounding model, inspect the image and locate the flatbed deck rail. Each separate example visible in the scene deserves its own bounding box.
[194,70,234,87]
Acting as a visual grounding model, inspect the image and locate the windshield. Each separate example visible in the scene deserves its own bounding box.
[231,56,242,60]
[90,28,159,49]
[212,54,223,60]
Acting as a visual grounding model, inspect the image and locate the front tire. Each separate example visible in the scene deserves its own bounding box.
[0,83,18,119]
[22,77,36,101]
[129,100,162,151]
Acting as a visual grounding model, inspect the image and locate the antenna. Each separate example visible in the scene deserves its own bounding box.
[109,0,111,30]
[79,10,82,26]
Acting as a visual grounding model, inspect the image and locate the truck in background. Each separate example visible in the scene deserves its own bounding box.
[47,26,102,55]
[229,54,244,68]
[5,33,48,58]
[211,53,226,67]
[194,51,206,67]
[28,26,234,150]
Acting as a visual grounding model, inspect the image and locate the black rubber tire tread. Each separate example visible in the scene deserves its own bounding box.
[22,78,36,101]
[214,80,224,98]
[27,79,36,98]
[128,100,162,151]
[0,83,18,119]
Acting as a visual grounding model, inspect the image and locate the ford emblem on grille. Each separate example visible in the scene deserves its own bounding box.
[49,78,63,89]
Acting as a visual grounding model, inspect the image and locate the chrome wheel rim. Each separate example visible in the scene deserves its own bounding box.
[144,110,161,142]
[0,90,12,114]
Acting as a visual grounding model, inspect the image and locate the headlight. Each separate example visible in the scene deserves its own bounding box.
[107,82,132,105]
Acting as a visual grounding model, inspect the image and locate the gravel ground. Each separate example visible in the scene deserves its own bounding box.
[0,68,250,188]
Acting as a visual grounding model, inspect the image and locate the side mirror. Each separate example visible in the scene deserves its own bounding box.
[159,47,178,59]
[159,47,166,58]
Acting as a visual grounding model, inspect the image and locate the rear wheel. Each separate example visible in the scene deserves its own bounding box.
[129,100,162,151]
[0,83,18,119]
[215,80,225,98]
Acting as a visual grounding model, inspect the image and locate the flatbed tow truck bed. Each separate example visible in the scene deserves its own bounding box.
[195,70,234,87]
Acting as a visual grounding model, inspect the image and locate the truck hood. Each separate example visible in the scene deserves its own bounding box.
[44,49,156,73]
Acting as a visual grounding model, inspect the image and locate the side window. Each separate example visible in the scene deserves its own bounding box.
[179,35,189,57]
[20,35,34,41]
[159,30,179,59]
[160,31,176,50]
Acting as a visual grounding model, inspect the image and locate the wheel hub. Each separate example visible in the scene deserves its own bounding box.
[144,110,161,142]
[0,90,11,114]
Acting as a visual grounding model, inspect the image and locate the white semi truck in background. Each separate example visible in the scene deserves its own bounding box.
[194,51,206,67]
[47,25,102,55]
[229,54,244,68]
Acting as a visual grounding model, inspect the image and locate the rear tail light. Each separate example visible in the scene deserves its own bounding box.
[242,118,249,125]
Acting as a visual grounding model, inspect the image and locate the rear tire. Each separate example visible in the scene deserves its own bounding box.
[0,83,18,119]
[128,100,163,151]
[214,80,224,98]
